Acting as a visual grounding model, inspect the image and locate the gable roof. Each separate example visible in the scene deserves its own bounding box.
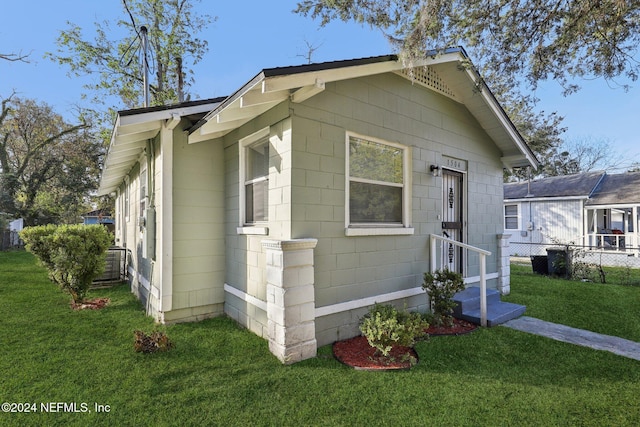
[98,49,539,196]
[504,171,606,200]
[97,98,225,195]
[505,171,640,206]
[586,171,640,206]
[188,48,538,170]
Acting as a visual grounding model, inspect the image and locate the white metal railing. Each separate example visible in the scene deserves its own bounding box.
[429,234,492,327]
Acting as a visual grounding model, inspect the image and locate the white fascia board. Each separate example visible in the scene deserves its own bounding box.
[262,60,401,93]
[504,196,589,203]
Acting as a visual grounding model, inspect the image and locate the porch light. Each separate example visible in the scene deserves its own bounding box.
[430,164,441,177]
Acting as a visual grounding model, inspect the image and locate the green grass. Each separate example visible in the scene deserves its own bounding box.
[1,251,639,426]
[505,264,640,341]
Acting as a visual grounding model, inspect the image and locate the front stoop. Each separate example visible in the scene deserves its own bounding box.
[452,286,526,327]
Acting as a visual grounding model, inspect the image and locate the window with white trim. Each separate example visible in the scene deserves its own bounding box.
[240,128,270,227]
[346,133,411,233]
[504,204,519,230]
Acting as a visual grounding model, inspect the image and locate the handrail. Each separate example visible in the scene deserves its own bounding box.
[429,234,491,327]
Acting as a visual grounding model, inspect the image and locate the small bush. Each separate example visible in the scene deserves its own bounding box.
[422,269,466,326]
[134,330,174,353]
[21,224,112,303]
[359,304,428,358]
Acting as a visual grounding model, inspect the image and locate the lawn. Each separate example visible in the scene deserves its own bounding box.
[1,251,639,426]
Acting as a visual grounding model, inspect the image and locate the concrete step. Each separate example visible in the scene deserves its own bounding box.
[452,286,501,317]
[456,301,527,327]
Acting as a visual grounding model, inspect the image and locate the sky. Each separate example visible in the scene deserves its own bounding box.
[1,1,639,169]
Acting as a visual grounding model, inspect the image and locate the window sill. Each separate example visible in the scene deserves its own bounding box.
[237,226,269,236]
[345,227,414,236]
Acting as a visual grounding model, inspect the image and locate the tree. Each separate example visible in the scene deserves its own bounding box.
[0,51,29,63]
[47,0,215,108]
[295,1,640,178]
[543,137,625,176]
[0,97,97,225]
[295,1,640,94]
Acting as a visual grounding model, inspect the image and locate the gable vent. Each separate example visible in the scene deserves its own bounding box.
[398,66,458,101]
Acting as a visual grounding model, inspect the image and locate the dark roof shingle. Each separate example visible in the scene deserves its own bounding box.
[504,172,605,199]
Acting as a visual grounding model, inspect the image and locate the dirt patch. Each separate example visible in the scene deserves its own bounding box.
[71,297,110,311]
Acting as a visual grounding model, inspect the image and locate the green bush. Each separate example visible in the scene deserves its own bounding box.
[19,224,58,278]
[422,269,466,326]
[359,303,428,358]
[21,224,113,303]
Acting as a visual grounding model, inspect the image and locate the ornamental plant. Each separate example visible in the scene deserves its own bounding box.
[21,224,113,303]
[422,269,466,327]
[359,303,428,358]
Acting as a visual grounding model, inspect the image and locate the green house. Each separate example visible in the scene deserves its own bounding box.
[98,48,537,363]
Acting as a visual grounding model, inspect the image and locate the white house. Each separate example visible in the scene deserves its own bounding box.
[504,171,640,256]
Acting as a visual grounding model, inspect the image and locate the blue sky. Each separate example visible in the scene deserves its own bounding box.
[1,1,639,168]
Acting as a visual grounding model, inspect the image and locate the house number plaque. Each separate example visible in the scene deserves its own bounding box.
[442,156,467,172]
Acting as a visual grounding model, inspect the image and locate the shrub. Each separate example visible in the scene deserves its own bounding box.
[422,269,465,326]
[21,224,113,303]
[19,224,58,279]
[359,303,428,358]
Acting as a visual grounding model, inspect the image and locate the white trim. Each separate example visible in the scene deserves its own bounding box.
[315,287,425,318]
[160,123,173,312]
[239,127,270,227]
[128,266,150,291]
[464,272,499,285]
[504,203,520,231]
[504,196,589,203]
[224,283,267,312]
[237,226,269,235]
[344,131,412,234]
[345,227,414,236]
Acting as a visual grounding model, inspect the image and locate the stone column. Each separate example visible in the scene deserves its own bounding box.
[497,234,512,295]
[261,238,318,364]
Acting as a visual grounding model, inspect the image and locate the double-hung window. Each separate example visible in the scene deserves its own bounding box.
[346,132,412,235]
[504,204,519,230]
[240,128,270,230]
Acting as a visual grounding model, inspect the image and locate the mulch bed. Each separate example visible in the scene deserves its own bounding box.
[333,335,418,370]
[426,318,478,336]
[333,318,478,370]
[71,297,110,311]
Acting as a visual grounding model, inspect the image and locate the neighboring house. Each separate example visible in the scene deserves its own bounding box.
[503,171,640,255]
[98,48,537,363]
[82,209,115,225]
[82,209,115,235]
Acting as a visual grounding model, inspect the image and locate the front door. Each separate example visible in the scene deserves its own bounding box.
[441,169,464,273]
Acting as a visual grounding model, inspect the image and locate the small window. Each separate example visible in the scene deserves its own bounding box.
[346,133,412,234]
[244,139,269,223]
[124,178,130,222]
[239,127,270,231]
[140,161,147,216]
[504,204,519,230]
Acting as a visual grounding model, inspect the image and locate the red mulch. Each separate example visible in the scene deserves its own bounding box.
[71,297,110,311]
[333,336,418,370]
[333,318,477,370]
[425,318,478,336]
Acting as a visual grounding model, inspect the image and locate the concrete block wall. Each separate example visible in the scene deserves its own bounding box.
[290,73,506,346]
[262,239,318,364]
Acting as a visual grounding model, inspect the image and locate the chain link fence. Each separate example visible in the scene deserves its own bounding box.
[509,241,640,285]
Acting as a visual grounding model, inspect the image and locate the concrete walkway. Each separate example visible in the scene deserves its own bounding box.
[502,316,640,361]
